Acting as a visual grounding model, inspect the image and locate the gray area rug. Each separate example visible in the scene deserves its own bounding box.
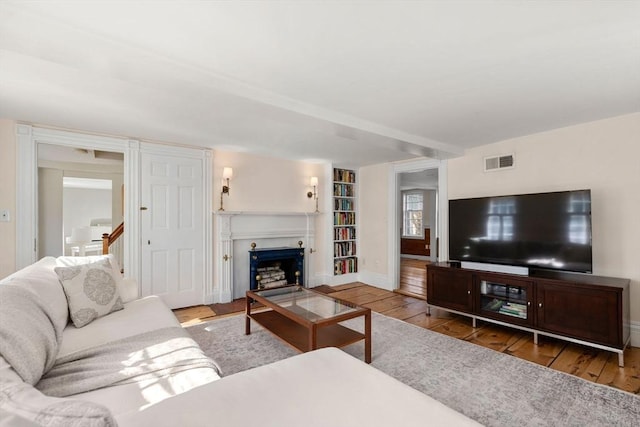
[186,313,640,426]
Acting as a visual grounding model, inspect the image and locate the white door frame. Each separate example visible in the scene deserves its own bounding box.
[16,125,140,280]
[15,125,213,305]
[387,159,448,290]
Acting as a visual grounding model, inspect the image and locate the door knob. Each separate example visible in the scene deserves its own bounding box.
[140,207,148,211]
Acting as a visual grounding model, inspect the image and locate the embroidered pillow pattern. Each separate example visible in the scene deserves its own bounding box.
[54,259,124,328]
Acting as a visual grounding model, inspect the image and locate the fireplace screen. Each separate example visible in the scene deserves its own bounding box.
[249,247,305,290]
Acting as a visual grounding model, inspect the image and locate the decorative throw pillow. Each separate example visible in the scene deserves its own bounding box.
[56,254,137,303]
[54,259,124,328]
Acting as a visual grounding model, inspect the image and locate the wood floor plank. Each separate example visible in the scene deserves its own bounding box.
[430,317,478,340]
[398,258,427,296]
[331,282,364,291]
[465,324,527,353]
[330,287,391,305]
[173,305,215,325]
[548,343,608,382]
[505,335,566,367]
[362,294,414,312]
[382,300,430,320]
[395,288,427,300]
[596,347,640,393]
[405,314,449,329]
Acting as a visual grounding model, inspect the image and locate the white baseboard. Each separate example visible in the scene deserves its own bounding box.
[204,292,216,305]
[630,321,640,348]
[327,272,360,286]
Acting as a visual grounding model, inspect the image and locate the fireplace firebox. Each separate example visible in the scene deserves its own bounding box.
[249,247,305,290]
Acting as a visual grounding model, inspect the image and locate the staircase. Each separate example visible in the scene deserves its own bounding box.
[102,221,124,271]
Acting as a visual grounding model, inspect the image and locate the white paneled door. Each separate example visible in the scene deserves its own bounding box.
[140,151,205,309]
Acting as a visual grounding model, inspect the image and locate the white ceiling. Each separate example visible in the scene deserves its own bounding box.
[1,1,638,166]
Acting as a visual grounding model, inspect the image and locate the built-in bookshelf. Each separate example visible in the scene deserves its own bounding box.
[333,168,357,275]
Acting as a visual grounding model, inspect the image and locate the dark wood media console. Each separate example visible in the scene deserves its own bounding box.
[426,262,631,366]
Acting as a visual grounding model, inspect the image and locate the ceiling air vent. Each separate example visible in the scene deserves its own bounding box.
[484,154,514,172]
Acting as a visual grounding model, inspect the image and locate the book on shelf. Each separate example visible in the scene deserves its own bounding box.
[334,227,356,241]
[333,183,355,197]
[334,241,356,257]
[334,198,354,211]
[333,212,355,225]
[333,257,358,275]
[333,168,356,183]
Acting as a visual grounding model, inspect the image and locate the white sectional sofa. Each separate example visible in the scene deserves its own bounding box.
[0,256,479,426]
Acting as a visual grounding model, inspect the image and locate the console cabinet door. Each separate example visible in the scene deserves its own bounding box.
[427,267,473,312]
[536,280,621,348]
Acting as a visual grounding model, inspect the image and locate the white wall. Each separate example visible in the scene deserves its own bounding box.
[63,187,112,245]
[111,174,124,226]
[0,120,16,278]
[38,168,63,257]
[212,149,328,277]
[359,163,391,278]
[448,113,640,337]
[212,150,325,213]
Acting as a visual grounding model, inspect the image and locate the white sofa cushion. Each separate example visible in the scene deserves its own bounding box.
[0,257,68,334]
[0,357,116,427]
[0,285,60,385]
[115,348,480,427]
[54,259,124,328]
[0,381,116,427]
[51,297,221,417]
[58,295,181,359]
[70,365,220,418]
[119,278,138,304]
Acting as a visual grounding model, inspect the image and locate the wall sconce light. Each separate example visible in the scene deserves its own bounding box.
[307,176,319,213]
[219,167,233,211]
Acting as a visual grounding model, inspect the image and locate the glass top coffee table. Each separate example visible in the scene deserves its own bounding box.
[246,286,371,363]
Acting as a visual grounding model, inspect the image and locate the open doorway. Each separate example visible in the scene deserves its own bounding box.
[396,169,438,298]
[37,144,124,260]
[62,177,112,256]
[388,159,447,298]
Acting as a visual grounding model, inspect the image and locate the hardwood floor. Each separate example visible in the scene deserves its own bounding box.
[174,282,640,395]
[396,257,428,298]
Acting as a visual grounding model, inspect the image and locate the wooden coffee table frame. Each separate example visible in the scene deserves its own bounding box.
[246,287,372,363]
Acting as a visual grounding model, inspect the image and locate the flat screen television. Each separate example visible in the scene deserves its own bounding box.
[449,189,592,273]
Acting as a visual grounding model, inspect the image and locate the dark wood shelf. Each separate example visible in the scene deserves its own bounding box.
[249,310,366,352]
[426,263,631,366]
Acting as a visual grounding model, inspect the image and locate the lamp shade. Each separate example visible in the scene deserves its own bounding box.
[70,227,92,243]
[222,167,233,180]
[310,176,318,186]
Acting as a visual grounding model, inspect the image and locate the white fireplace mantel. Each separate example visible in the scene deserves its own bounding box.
[213,211,319,303]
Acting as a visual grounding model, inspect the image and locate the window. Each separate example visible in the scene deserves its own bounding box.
[486,198,515,241]
[403,192,423,237]
[568,192,591,244]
